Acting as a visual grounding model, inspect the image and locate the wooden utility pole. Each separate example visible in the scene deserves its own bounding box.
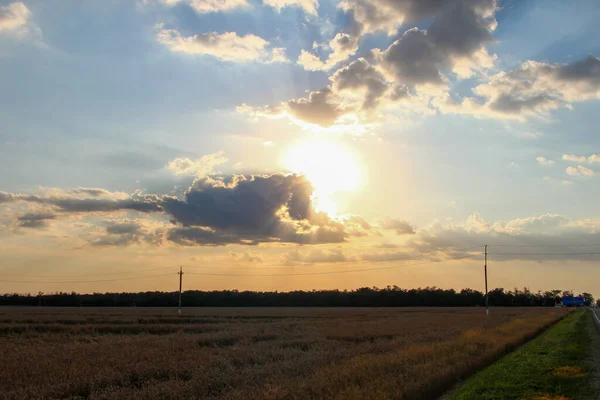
[178,266,184,314]
[484,245,489,315]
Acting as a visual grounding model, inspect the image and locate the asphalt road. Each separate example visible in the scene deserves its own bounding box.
[592,307,600,334]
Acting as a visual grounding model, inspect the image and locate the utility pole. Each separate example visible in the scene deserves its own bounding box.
[178,266,184,314]
[484,245,489,316]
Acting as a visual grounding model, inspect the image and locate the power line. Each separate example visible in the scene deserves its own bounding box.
[0,266,176,278]
[181,245,484,271]
[0,245,483,282]
[488,252,600,256]
[185,252,481,277]
[0,272,174,284]
[488,244,600,248]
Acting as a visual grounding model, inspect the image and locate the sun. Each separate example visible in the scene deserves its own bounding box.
[282,139,363,217]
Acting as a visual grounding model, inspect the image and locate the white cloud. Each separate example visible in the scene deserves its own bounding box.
[262,0,318,15]
[151,0,249,13]
[298,33,360,71]
[563,154,588,163]
[536,156,554,165]
[0,2,29,32]
[297,49,326,71]
[156,27,287,63]
[566,165,595,176]
[166,151,228,177]
[562,154,600,164]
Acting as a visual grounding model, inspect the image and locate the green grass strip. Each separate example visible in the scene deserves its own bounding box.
[449,309,593,400]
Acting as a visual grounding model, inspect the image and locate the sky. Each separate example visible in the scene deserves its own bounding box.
[1,0,599,296]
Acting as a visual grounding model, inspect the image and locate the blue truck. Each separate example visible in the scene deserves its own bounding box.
[561,296,585,307]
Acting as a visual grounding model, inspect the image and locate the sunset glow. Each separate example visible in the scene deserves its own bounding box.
[283,139,363,216]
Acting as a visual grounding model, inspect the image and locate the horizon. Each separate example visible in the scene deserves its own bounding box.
[1,0,599,297]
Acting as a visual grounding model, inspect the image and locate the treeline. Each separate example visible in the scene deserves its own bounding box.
[0,286,595,307]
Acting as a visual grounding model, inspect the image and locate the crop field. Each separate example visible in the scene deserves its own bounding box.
[0,307,569,400]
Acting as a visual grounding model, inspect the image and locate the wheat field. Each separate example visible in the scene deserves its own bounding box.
[0,307,569,400]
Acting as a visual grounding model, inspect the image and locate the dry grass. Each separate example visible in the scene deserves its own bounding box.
[552,366,585,378]
[0,307,569,400]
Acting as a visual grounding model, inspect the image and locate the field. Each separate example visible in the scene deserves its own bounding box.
[0,307,569,400]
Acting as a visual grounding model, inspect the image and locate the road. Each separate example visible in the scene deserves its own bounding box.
[592,307,600,333]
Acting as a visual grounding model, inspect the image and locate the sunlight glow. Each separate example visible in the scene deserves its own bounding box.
[283,139,363,217]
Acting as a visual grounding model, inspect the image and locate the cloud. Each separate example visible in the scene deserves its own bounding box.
[16,213,56,229]
[150,0,249,14]
[229,251,263,263]
[156,28,287,63]
[262,0,318,15]
[566,165,595,176]
[105,221,143,235]
[298,33,360,71]
[283,248,354,264]
[0,169,356,246]
[243,59,388,127]
[167,151,228,177]
[405,213,600,261]
[160,174,347,245]
[562,154,588,163]
[375,28,447,88]
[562,154,600,164]
[372,0,498,87]
[0,190,161,213]
[454,56,600,119]
[248,0,499,127]
[536,157,554,166]
[338,0,449,35]
[0,2,29,32]
[331,58,389,110]
[377,218,415,235]
[286,88,346,126]
[297,49,327,71]
[91,219,165,247]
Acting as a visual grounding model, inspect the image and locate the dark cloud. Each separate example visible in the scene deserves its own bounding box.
[0,192,18,203]
[378,28,446,87]
[378,218,415,235]
[249,0,499,127]
[339,0,448,34]
[69,188,120,197]
[16,213,56,229]
[287,89,345,126]
[332,58,389,109]
[556,55,600,82]
[105,221,142,235]
[92,220,164,247]
[0,191,161,213]
[161,174,347,245]
[427,0,496,58]
[465,56,600,118]
[167,227,256,246]
[0,174,354,246]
